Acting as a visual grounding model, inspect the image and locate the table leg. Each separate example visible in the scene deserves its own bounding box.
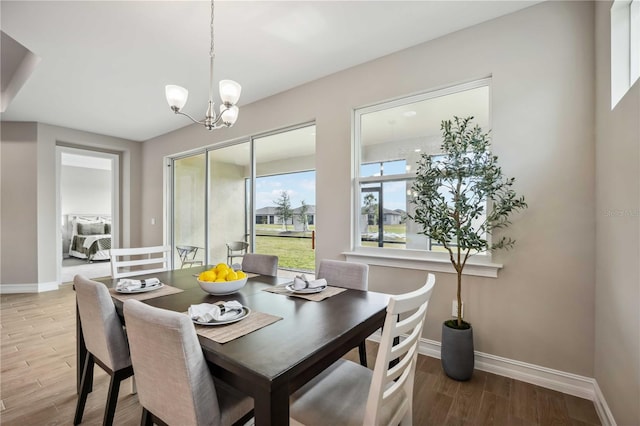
[253,384,289,426]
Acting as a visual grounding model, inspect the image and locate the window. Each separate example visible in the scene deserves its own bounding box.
[611,0,640,108]
[349,79,500,277]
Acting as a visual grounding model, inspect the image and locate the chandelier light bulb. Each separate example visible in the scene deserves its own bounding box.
[219,80,242,106]
[220,105,239,126]
[165,85,189,111]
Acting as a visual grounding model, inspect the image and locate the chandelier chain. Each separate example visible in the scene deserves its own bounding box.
[210,0,215,60]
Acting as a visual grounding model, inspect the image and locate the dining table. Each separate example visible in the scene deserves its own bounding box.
[75,266,390,426]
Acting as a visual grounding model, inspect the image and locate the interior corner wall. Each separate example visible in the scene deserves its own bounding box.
[0,122,38,285]
[142,1,597,376]
[0,121,142,289]
[594,2,640,425]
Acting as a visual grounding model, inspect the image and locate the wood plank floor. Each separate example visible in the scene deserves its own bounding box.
[1,284,601,425]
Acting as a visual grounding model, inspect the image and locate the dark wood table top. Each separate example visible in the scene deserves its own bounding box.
[97,266,390,425]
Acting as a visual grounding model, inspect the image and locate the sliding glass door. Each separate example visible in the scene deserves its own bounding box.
[169,124,315,273]
[172,154,206,268]
[207,142,251,265]
[254,124,316,273]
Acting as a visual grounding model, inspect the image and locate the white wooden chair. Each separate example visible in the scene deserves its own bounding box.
[109,246,170,279]
[290,274,436,426]
[317,259,370,366]
[123,299,254,426]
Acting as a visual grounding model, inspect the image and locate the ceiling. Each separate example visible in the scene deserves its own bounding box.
[0,1,539,142]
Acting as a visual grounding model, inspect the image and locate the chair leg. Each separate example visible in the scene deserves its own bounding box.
[358,341,368,367]
[140,407,153,426]
[129,376,137,395]
[103,369,129,426]
[74,352,94,425]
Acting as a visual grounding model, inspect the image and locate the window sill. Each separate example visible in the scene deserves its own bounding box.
[342,250,502,278]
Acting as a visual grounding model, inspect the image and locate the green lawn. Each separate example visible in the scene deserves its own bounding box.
[255,235,315,272]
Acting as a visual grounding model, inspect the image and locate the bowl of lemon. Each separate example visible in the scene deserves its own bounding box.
[197,263,248,295]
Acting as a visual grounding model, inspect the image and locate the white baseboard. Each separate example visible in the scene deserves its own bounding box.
[367,333,616,426]
[0,281,59,294]
[592,380,618,426]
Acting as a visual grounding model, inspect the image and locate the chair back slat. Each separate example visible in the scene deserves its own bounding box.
[110,245,170,279]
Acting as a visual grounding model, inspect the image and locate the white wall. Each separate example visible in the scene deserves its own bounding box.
[594,2,640,425]
[141,1,597,377]
[61,165,111,215]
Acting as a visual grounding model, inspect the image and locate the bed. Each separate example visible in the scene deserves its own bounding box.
[66,214,112,262]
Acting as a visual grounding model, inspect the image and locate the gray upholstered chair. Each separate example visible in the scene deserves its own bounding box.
[123,299,254,426]
[317,259,370,366]
[241,253,278,276]
[290,274,435,426]
[73,275,133,426]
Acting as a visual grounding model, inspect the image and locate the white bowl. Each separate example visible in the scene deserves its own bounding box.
[197,277,248,295]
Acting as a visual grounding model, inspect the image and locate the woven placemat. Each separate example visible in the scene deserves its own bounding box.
[193,311,282,344]
[109,284,184,302]
[262,284,347,302]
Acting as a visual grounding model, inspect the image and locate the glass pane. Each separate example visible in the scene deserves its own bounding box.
[357,83,489,252]
[208,143,251,266]
[173,154,206,267]
[254,125,316,274]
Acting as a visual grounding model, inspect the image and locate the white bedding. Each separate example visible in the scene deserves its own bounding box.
[65,214,112,261]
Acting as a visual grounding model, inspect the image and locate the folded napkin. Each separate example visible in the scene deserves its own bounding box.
[292,274,327,290]
[189,301,244,322]
[116,277,161,291]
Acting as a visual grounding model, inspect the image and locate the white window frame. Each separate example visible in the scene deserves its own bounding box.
[345,78,502,278]
[611,0,640,109]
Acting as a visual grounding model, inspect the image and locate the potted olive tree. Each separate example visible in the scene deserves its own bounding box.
[410,116,526,381]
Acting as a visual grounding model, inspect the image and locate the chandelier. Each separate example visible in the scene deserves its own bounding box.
[165,0,241,130]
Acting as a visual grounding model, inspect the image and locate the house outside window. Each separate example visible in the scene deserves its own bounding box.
[352,79,491,260]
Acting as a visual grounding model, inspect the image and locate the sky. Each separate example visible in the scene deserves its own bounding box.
[255,170,316,209]
[255,167,408,211]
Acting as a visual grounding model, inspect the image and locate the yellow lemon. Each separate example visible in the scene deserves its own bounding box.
[236,271,246,279]
[199,271,216,282]
[216,269,228,280]
[215,263,229,273]
[214,278,226,283]
[226,271,238,281]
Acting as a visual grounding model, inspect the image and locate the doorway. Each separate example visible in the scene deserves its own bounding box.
[57,146,119,283]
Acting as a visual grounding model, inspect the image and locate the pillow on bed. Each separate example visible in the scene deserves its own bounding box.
[71,216,98,236]
[104,222,111,234]
[77,221,105,235]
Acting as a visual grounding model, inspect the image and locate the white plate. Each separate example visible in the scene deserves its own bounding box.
[115,283,164,293]
[285,283,327,294]
[192,307,251,326]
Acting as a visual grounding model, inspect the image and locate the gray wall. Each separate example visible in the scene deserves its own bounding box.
[142,1,598,377]
[594,2,640,425]
[0,122,142,287]
[0,122,38,284]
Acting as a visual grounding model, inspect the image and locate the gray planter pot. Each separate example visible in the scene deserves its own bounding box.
[441,321,474,381]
